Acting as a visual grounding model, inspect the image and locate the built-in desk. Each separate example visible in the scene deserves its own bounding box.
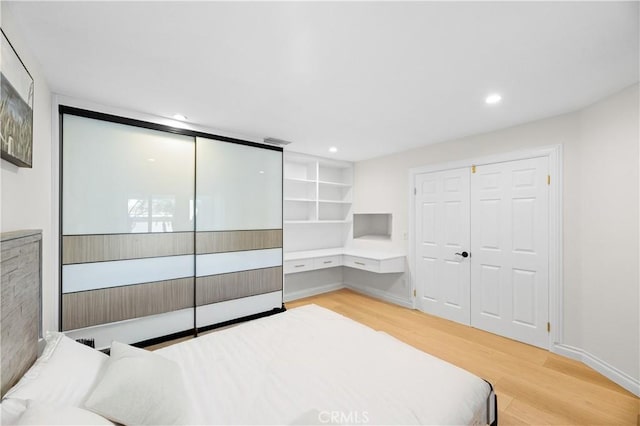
[284,248,405,274]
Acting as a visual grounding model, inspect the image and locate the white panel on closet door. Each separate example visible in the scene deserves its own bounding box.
[196,137,282,231]
[196,248,282,277]
[195,291,282,328]
[64,308,194,350]
[62,255,194,293]
[62,114,195,235]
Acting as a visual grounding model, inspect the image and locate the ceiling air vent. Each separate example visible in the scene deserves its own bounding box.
[263,137,292,147]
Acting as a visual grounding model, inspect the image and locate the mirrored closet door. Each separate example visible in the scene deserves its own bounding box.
[195,137,283,328]
[60,109,282,348]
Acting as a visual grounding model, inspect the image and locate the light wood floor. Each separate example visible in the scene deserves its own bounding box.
[286,289,639,426]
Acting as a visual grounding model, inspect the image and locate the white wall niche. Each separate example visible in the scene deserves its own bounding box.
[353,213,392,240]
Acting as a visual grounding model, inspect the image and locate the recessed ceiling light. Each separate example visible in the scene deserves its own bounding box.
[485,94,502,105]
[329,147,338,153]
[147,158,156,163]
[172,113,187,121]
[259,170,265,174]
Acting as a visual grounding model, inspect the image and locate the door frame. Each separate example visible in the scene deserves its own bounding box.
[408,145,563,349]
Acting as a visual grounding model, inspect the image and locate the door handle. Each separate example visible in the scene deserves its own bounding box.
[454,251,469,258]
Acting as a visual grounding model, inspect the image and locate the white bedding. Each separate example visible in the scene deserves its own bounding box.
[157,304,491,425]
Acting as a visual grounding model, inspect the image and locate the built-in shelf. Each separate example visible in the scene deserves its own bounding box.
[354,213,392,240]
[284,177,316,184]
[284,220,352,224]
[285,199,351,205]
[318,199,351,204]
[283,154,406,304]
[284,152,353,224]
[318,180,352,187]
[355,235,393,241]
[284,198,316,203]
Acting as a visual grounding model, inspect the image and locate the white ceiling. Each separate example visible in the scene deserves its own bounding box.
[5,1,639,161]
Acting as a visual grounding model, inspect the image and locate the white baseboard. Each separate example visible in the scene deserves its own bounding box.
[283,283,345,302]
[553,343,640,397]
[344,282,413,309]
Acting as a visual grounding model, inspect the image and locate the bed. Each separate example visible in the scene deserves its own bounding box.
[1,305,497,426]
[1,232,497,425]
[158,304,497,425]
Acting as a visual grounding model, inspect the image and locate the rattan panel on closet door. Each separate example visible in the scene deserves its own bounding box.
[62,232,194,264]
[62,277,194,331]
[195,230,282,254]
[196,267,283,305]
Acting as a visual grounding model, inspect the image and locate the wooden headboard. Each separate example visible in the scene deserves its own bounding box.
[1,230,42,397]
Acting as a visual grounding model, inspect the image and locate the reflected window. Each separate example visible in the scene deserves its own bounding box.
[127,196,176,232]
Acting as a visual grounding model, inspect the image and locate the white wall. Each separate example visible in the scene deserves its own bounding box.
[284,267,344,302]
[577,85,639,385]
[351,83,639,392]
[1,5,55,332]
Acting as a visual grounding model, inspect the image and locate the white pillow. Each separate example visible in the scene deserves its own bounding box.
[4,332,108,407]
[84,341,189,426]
[0,398,28,426]
[16,400,114,426]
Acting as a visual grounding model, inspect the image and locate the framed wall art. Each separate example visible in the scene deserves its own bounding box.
[1,28,34,168]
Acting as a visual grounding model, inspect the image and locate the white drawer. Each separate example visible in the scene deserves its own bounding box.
[284,259,315,274]
[343,255,380,273]
[313,255,342,269]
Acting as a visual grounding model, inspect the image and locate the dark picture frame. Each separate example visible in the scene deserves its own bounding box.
[1,28,34,168]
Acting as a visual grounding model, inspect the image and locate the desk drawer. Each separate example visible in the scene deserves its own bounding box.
[284,259,314,274]
[314,255,342,269]
[343,255,380,273]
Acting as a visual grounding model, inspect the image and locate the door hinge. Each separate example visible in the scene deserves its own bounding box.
[471,164,476,174]
[547,322,551,333]
[413,289,416,297]
[414,187,417,195]
[547,175,551,185]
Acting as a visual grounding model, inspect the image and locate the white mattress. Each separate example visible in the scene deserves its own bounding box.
[157,304,491,425]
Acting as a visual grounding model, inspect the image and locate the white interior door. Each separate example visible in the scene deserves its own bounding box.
[470,157,549,348]
[415,168,471,325]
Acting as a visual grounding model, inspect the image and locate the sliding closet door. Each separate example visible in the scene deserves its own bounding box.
[195,137,283,328]
[61,114,195,348]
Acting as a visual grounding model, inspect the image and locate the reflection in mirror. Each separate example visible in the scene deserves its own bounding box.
[196,137,282,231]
[127,196,177,232]
[62,114,195,235]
